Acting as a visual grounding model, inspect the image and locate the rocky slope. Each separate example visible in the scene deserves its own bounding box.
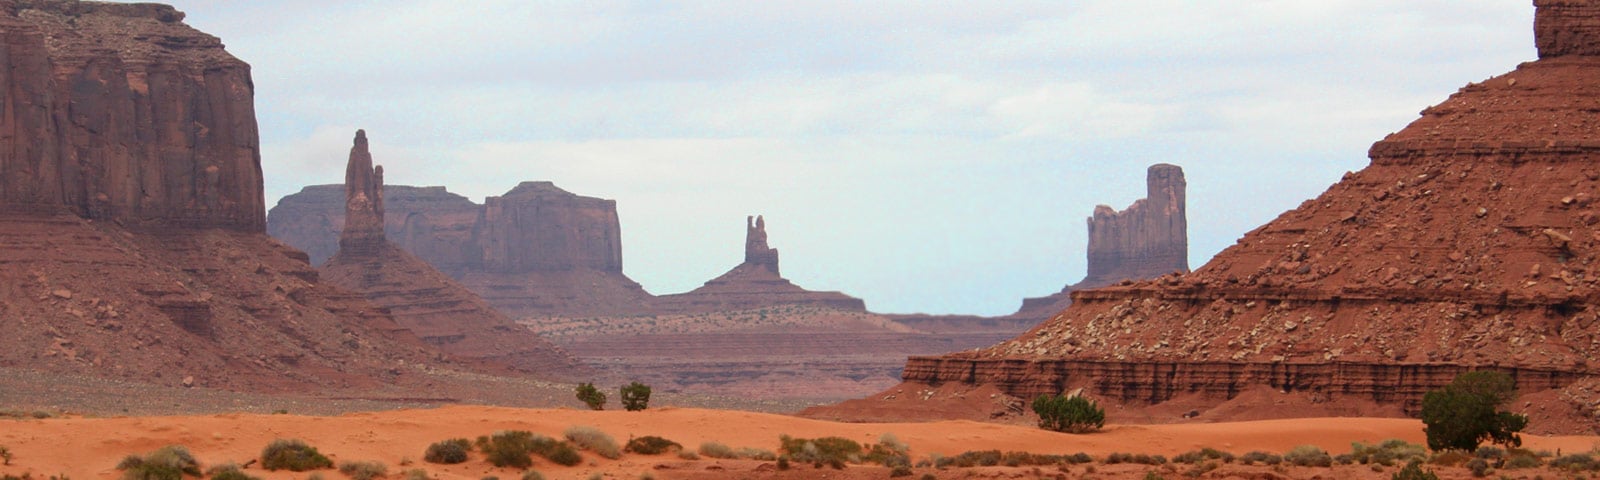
[0,1,451,391]
[1010,164,1189,322]
[319,131,582,378]
[655,215,867,313]
[835,0,1600,430]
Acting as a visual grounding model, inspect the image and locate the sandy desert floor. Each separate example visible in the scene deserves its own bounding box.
[2,405,1598,480]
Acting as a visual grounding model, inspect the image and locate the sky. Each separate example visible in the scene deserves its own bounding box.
[166,1,1535,316]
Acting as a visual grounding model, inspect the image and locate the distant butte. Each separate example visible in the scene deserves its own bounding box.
[655,215,867,313]
[852,0,1600,432]
[319,131,582,377]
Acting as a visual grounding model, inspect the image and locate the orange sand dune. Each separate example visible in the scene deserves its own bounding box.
[1,405,1595,480]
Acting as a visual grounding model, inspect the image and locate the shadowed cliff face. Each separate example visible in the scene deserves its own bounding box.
[904,0,1600,424]
[0,0,262,231]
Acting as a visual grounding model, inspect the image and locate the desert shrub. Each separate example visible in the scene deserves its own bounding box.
[1283,445,1332,467]
[1105,453,1165,465]
[518,472,543,480]
[1173,448,1233,465]
[118,446,202,480]
[423,438,471,464]
[676,451,699,460]
[619,382,651,411]
[475,431,537,469]
[919,475,936,480]
[776,457,790,470]
[1032,394,1105,433]
[401,470,426,480]
[1141,471,1166,480]
[697,442,738,459]
[1472,446,1504,459]
[1503,451,1541,469]
[877,433,909,455]
[337,461,388,480]
[1351,439,1428,466]
[261,439,333,471]
[1183,461,1220,477]
[735,448,777,461]
[624,436,681,455]
[889,465,913,477]
[778,435,862,464]
[1239,451,1279,466]
[937,450,1001,468]
[1421,371,1528,451]
[1391,461,1440,480]
[0,445,10,465]
[1551,453,1600,471]
[1464,457,1489,477]
[575,383,606,411]
[205,464,259,480]
[564,426,622,459]
[528,437,582,467]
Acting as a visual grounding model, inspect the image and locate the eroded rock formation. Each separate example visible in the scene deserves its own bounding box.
[655,215,866,312]
[0,0,263,231]
[1012,164,1189,321]
[269,181,652,317]
[889,1,1600,430]
[0,3,453,392]
[319,132,582,377]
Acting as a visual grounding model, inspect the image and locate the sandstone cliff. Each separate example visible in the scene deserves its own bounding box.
[0,3,453,392]
[881,1,1600,430]
[269,181,652,317]
[655,215,867,313]
[0,0,262,231]
[1011,164,1189,322]
[319,132,582,377]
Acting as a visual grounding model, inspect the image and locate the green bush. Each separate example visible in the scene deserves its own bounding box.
[117,446,201,480]
[1283,445,1331,467]
[624,436,681,455]
[1420,371,1528,451]
[261,439,333,472]
[564,426,621,459]
[1551,453,1600,471]
[620,382,651,411]
[1031,394,1105,433]
[529,437,583,467]
[1391,461,1439,480]
[423,438,471,464]
[475,431,537,469]
[1239,451,1281,466]
[337,461,388,480]
[575,383,606,411]
[204,464,259,480]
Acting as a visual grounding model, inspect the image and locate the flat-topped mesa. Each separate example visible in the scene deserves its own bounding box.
[475,181,624,274]
[744,215,780,274]
[0,0,263,231]
[339,130,385,256]
[1083,163,1189,285]
[1536,0,1600,58]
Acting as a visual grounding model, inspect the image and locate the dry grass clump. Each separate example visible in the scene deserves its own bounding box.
[423,438,470,464]
[1173,447,1234,465]
[260,439,333,471]
[204,464,260,480]
[1238,451,1281,466]
[563,426,621,459]
[1282,445,1331,467]
[1348,439,1426,467]
[778,435,861,465]
[117,445,200,480]
[623,436,680,455]
[337,461,387,480]
[1104,453,1167,465]
[401,469,428,480]
[475,431,581,468]
[697,442,738,459]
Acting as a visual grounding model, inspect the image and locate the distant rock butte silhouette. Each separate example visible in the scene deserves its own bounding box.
[319,131,582,378]
[819,0,1600,430]
[1010,164,1189,322]
[0,1,457,392]
[654,215,867,313]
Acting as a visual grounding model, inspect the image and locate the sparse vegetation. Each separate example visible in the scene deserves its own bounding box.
[619,382,651,411]
[1350,439,1428,466]
[204,464,258,480]
[337,461,388,480]
[260,439,333,472]
[117,445,201,480]
[564,426,622,459]
[1464,457,1489,477]
[697,442,738,459]
[1421,371,1528,451]
[518,472,543,480]
[1,445,10,465]
[1104,453,1167,465]
[475,431,537,469]
[575,383,606,411]
[1392,461,1440,480]
[1283,445,1332,467]
[624,436,681,455]
[778,435,862,465]
[402,469,428,480]
[1173,448,1234,465]
[1031,394,1105,433]
[1239,451,1282,466]
[1550,452,1600,471]
[423,438,471,464]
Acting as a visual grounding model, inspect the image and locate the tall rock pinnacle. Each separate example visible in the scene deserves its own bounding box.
[744,215,780,275]
[1083,163,1189,285]
[339,130,385,256]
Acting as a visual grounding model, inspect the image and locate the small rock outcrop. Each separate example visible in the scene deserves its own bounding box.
[1011,164,1189,321]
[893,1,1600,430]
[319,131,582,376]
[656,215,866,312]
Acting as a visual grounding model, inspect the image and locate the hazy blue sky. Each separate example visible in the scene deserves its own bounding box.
[171,1,1534,315]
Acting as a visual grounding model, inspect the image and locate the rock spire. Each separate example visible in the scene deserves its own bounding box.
[744,215,780,275]
[339,130,385,256]
[1083,163,1189,285]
